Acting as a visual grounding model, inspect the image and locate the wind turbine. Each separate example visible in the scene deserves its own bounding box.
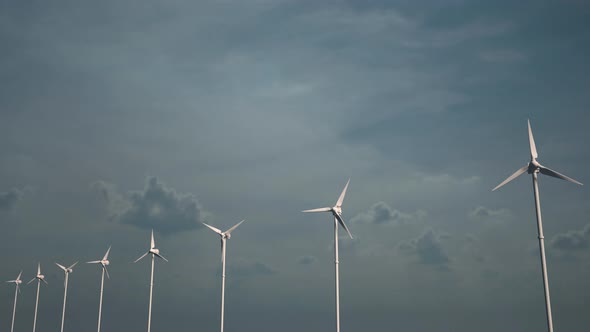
[87,247,111,332]
[202,220,245,332]
[27,263,47,332]
[302,179,353,332]
[134,230,168,332]
[6,271,23,332]
[56,262,78,332]
[493,120,582,332]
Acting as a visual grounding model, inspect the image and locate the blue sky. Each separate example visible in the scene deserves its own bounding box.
[1,1,589,331]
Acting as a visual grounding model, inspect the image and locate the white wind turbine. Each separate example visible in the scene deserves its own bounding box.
[493,120,582,332]
[134,230,168,332]
[27,263,47,332]
[6,271,23,332]
[56,262,78,332]
[302,179,353,332]
[202,220,245,332]
[87,247,111,332]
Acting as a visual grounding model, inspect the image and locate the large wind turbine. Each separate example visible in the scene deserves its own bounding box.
[493,120,582,332]
[56,262,78,332]
[302,179,353,332]
[6,271,23,332]
[87,247,111,332]
[134,230,168,332]
[27,263,47,332]
[202,220,245,332]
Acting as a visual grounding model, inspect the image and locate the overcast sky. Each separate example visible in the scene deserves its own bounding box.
[1,1,590,331]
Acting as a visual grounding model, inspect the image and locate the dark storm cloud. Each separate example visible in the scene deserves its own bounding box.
[399,229,450,268]
[352,201,426,225]
[297,255,318,265]
[0,188,23,211]
[93,176,205,234]
[551,224,590,252]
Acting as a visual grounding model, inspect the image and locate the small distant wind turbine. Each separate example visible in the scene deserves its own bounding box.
[493,120,582,332]
[302,179,353,332]
[56,262,78,332]
[6,271,23,332]
[202,220,245,332]
[87,247,111,332]
[134,230,168,332]
[27,263,47,332]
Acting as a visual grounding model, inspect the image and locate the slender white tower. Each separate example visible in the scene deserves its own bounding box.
[202,220,245,332]
[27,263,47,332]
[134,230,168,332]
[303,179,353,332]
[6,271,23,332]
[87,247,111,332]
[493,120,582,332]
[56,262,78,332]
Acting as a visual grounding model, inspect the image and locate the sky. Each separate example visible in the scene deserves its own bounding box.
[1,1,590,331]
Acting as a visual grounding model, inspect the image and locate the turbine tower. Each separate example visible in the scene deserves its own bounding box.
[27,263,47,332]
[493,120,582,332]
[56,262,78,332]
[302,179,353,332]
[87,247,111,332]
[134,230,168,332]
[202,220,245,332]
[6,271,23,332]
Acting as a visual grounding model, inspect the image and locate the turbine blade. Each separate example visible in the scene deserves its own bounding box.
[539,166,583,186]
[42,279,48,285]
[202,222,222,235]
[103,246,111,261]
[87,260,101,264]
[55,263,67,272]
[133,252,149,263]
[225,220,245,235]
[220,239,225,264]
[155,253,168,262]
[27,278,36,285]
[492,165,528,191]
[68,262,78,270]
[528,119,538,160]
[104,266,110,280]
[6,280,16,283]
[17,271,22,281]
[17,285,20,293]
[336,179,350,207]
[302,207,332,213]
[37,263,41,275]
[335,214,353,239]
[151,230,155,249]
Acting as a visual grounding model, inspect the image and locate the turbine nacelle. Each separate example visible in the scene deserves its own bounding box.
[101,260,110,266]
[149,248,160,255]
[222,233,231,240]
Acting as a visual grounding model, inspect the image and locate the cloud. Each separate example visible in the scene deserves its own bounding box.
[92,177,205,234]
[0,188,24,211]
[551,224,590,252]
[398,229,450,268]
[351,201,427,225]
[468,206,511,220]
[297,255,318,265]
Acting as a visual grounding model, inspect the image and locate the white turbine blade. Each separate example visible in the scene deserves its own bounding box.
[68,261,78,270]
[17,284,20,293]
[225,220,245,235]
[151,230,155,249]
[335,214,353,239]
[103,246,111,260]
[87,260,101,264]
[27,278,36,285]
[528,119,538,160]
[202,222,223,235]
[220,239,225,264]
[6,280,16,283]
[302,207,332,213]
[539,166,583,186]
[103,266,110,280]
[336,179,350,207]
[55,263,67,272]
[37,263,41,275]
[42,279,48,285]
[155,253,168,262]
[134,252,149,263]
[17,270,22,281]
[492,165,528,191]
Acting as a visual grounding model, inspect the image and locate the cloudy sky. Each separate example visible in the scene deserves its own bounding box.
[1,1,590,331]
